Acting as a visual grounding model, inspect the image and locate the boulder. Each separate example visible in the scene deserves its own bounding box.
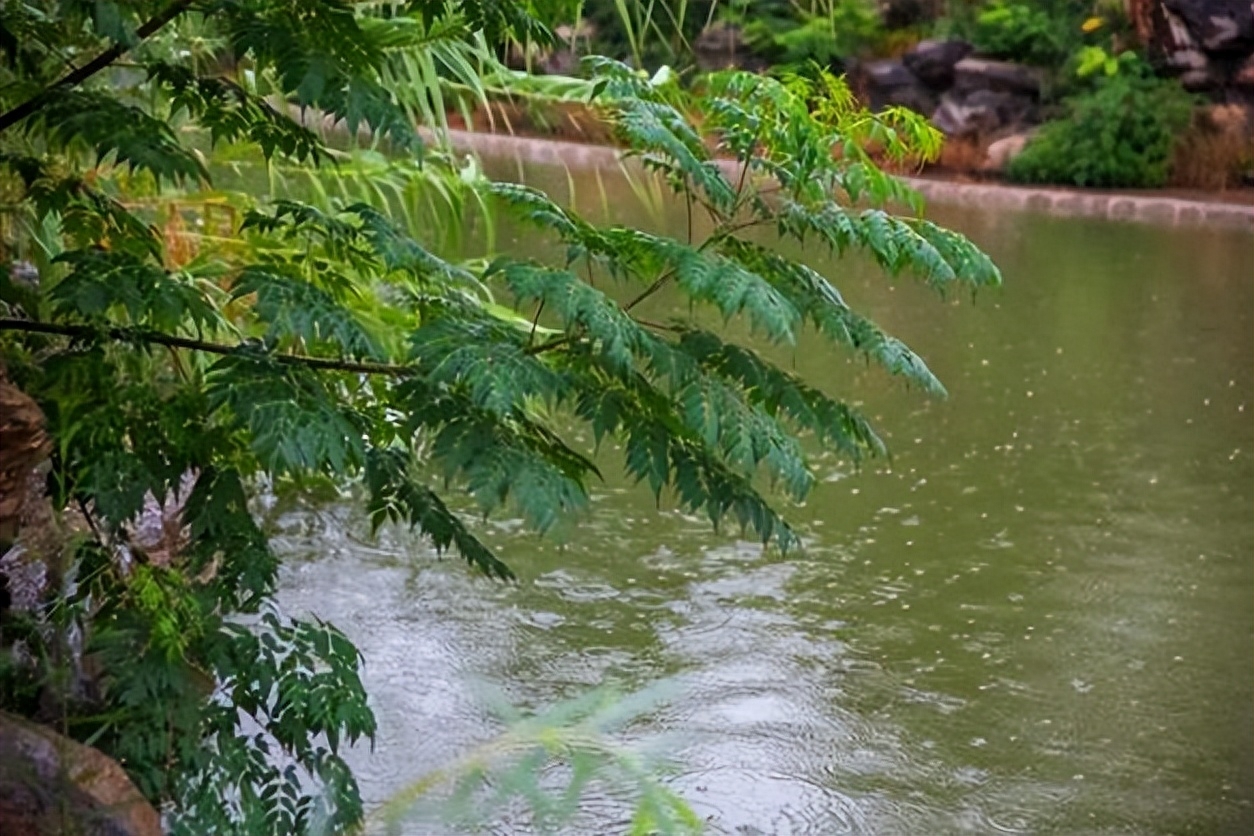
[964,89,1036,126]
[1180,65,1223,91]
[860,59,937,114]
[0,711,162,836]
[694,22,767,72]
[930,88,1034,138]
[554,21,595,50]
[1165,47,1211,72]
[1160,45,1225,90]
[903,39,973,89]
[1162,0,1254,53]
[878,0,944,29]
[953,58,1043,96]
[1235,53,1254,88]
[1199,102,1252,134]
[931,92,1002,137]
[981,131,1034,173]
[540,48,579,77]
[0,371,50,544]
[505,21,597,75]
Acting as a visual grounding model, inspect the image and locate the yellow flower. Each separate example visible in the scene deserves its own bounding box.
[1081,16,1105,32]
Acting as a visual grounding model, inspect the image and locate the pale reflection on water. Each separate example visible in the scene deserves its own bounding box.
[277,162,1254,835]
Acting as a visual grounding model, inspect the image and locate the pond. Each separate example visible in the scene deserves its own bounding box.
[274,157,1254,835]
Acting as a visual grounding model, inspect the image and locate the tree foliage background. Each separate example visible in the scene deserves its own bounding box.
[0,0,998,832]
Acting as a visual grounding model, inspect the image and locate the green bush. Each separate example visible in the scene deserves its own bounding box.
[1007,63,1194,188]
[972,0,1067,66]
[741,0,885,69]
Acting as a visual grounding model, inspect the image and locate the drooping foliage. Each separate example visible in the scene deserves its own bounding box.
[0,0,998,832]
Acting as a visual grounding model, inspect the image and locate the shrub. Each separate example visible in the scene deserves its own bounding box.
[1169,106,1254,191]
[739,0,886,69]
[1007,63,1194,188]
[972,0,1068,66]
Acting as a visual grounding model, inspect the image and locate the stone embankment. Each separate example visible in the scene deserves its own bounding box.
[906,177,1254,228]
[444,129,1254,232]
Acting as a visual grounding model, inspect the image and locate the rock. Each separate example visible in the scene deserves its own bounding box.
[953,58,1043,96]
[1162,0,1254,53]
[965,89,1036,126]
[554,20,595,50]
[981,132,1034,173]
[903,39,973,88]
[932,92,1001,137]
[8,261,38,289]
[540,49,579,76]
[930,89,1033,138]
[860,59,937,114]
[0,711,162,836]
[1235,54,1254,88]
[0,372,50,544]
[1199,103,1252,134]
[1129,0,1217,82]
[1159,44,1225,89]
[1165,47,1210,71]
[542,21,595,75]
[694,22,766,72]
[1180,66,1222,90]
[127,470,198,567]
[878,0,944,29]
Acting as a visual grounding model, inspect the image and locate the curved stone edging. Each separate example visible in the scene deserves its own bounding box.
[443,129,1254,233]
[901,177,1254,231]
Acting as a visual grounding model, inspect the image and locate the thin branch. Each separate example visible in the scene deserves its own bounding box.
[523,335,575,356]
[622,211,766,317]
[729,125,763,215]
[527,298,545,346]
[623,268,676,313]
[705,215,770,247]
[732,159,752,209]
[0,318,415,377]
[0,0,196,134]
[633,318,681,333]
[685,192,693,246]
[76,496,107,547]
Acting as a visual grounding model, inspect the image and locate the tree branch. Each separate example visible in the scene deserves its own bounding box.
[0,0,196,134]
[0,318,415,377]
[623,268,676,313]
[527,298,545,346]
[633,318,681,333]
[523,335,575,356]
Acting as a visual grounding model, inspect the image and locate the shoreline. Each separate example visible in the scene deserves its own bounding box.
[441,128,1254,232]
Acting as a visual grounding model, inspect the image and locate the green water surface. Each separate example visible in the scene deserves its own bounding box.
[276,160,1254,835]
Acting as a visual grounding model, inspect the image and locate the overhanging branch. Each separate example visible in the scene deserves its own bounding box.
[0,318,414,377]
[0,0,196,134]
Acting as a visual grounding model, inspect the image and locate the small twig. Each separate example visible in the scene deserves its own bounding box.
[75,496,107,547]
[685,193,693,246]
[705,215,770,247]
[165,344,190,381]
[523,335,575,356]
[729,125,763,214]
[527,299,545,346]
[623,269,676,313]
[633,318,682,333]
[732,159,752,208]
